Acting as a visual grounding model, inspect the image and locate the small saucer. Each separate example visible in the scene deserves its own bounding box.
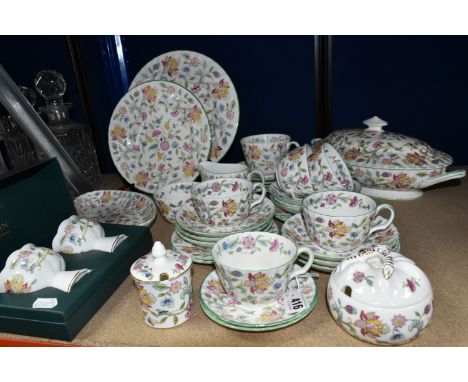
[282,213,400,262]
[172,222,280,265]
[199,266,317,330]
[176,196,275,236]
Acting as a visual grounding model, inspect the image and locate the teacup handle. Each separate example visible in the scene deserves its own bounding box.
[290,247,314,279]
[368,204,395,235]
[287,141,300,150]
[250,182,266,209]
[247,169,265,185]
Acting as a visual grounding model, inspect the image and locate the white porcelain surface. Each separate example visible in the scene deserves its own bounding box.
[52,215,127,254]
[302,191,395,252]
[131,242,193,328]
[108,80,211,193]
[327,245,433,345]
[129,50,239,162]
[74,190,156,227]
[0,244,90,294]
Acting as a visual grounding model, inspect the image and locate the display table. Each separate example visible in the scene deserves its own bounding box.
[1,170,467,346]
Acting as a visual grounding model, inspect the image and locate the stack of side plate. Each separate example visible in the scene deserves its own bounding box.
[173,195,276,264]
[282,213,401,273]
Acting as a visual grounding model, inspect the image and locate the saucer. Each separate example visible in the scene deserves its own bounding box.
[74,190,157,227]
[282,213,400,261]
[176,196,275,236]
[172,222,279,265]
[175,219,273,244]
[199,267,317,330]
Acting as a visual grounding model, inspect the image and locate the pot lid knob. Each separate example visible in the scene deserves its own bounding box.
[363,116,388,132]
[152,241,167,259]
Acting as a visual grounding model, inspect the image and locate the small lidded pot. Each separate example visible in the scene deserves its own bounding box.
[130,241,193,329]
[327,245,433,345]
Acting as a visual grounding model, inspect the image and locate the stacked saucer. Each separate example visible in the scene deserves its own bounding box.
[282,214,400,273]
[173,195,276,264]
[269,181,363,222]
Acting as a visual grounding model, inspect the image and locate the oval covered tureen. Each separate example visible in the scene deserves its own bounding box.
[327,245,433,345]
[323,116,465,200]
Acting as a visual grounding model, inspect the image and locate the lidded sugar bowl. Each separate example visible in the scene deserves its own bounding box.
[327,245,433,345]
[322,116,466,200]
[130,241,193,328]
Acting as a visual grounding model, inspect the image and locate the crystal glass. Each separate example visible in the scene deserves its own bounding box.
[35,70,101,185]
[0,86,44,170]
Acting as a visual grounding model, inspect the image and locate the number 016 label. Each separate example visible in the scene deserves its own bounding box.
[284,292,309,314]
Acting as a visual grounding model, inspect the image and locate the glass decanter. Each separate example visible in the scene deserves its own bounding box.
[0,86,44,170]
[34,70,101,185]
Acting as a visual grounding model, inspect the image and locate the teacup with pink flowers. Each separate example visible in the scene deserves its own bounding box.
[302,191,395,252]
[191,178,266,227]
[240,134,299,178]
[212,232,314,306]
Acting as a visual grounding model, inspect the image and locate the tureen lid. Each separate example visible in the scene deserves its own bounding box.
[329,246,432,308]
[130,241,192,282]
[326,116,453,170]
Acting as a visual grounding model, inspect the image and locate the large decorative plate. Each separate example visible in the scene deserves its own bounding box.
[74,190,156,227]
[108,80,211,193]
[130,51,239,162]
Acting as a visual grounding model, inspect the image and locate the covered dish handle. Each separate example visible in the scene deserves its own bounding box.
[338,245,395,280]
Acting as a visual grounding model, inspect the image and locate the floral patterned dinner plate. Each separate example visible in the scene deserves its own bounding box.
[108,80,211,193]
[175,196,275,236]
[199,267,317,330]
[130,51,239,162]
[282,213,400,261]
[74,190,157,227]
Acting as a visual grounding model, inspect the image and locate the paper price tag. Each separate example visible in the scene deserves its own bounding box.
[284,291,309,314]
[32,298,58,309]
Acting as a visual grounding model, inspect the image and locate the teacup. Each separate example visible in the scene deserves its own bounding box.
[212,232,314,306]
[302,191,395,252]
[276,144,314,197]
[154,182,197,224]
[52,215,127,254]
[0,243,91,294]
[191,178,266,227]
[197,161,265,184]
[240,134,299,178]
[307,143,354,193]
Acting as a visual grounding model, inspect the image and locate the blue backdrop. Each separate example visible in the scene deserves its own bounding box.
[1,35,467,175]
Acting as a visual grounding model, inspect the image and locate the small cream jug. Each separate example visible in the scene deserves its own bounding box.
[130,241,193,328]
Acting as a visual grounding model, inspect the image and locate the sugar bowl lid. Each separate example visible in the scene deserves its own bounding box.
[330,245,433,308]
[326,116,453,170]
[130,241,192,282]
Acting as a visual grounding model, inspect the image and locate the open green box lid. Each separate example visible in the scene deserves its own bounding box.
[0,159,153,341]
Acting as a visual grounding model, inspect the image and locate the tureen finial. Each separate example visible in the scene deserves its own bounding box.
[363,116,388,132]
